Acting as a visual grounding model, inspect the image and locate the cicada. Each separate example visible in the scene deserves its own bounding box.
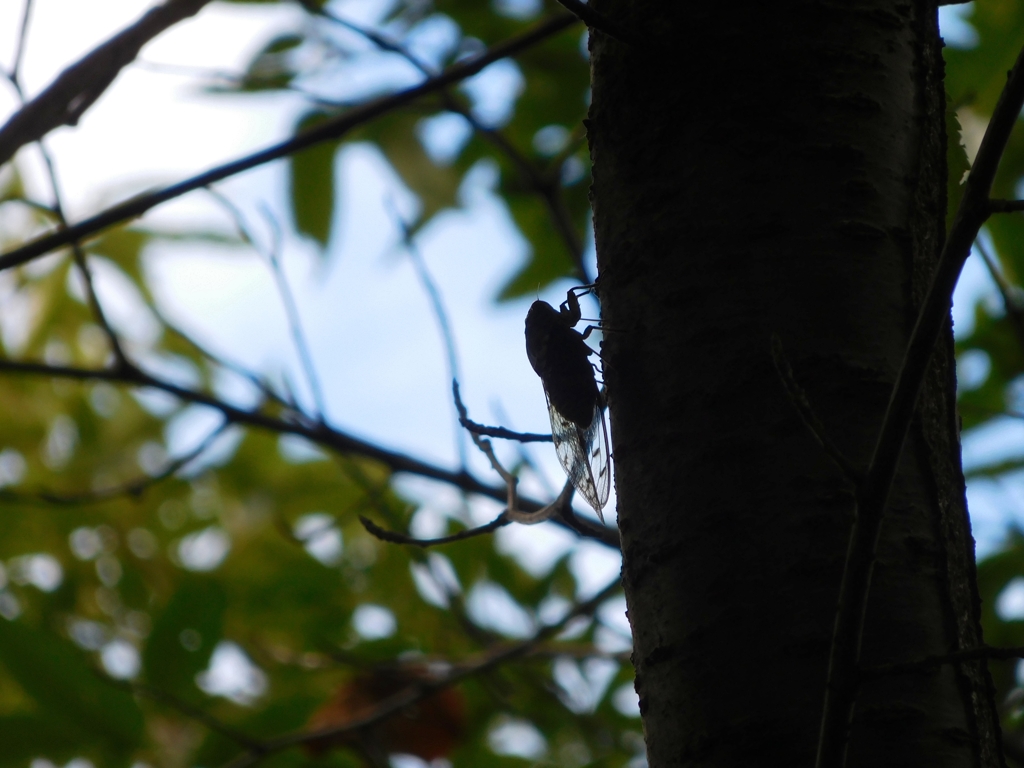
[524,286,611,521]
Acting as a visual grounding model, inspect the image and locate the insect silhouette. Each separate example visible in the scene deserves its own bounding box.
[525,286,611,521]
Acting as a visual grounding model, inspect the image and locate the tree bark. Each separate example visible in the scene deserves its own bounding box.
[587,2,1003,766]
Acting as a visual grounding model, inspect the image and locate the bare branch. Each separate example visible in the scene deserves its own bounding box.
[0,357,620,549]
[36,143,129,367]
[816,36,1024,768]
[359,512,509,547]
[8,0,34,85]
[974,237,1024,352]
[0,0,214,167]
[207,191,327,420]
[388,201,466,466]
[4,43,130,368]
[459,418,554,443]
[989,198,1024,213]
[0,12,580,272]
[147,300,293,411]
[454,378,576,525]
[453,380,552,443]
[116,679,263,751]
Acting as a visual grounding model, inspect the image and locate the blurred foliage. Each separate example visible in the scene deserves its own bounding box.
[12,0,1024,766]
[0,1,638,767]
[947,2,1024,760]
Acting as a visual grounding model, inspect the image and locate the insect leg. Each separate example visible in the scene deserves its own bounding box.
[559,283,599,325]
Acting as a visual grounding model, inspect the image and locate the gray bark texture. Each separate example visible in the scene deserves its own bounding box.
[587,2,1003,766]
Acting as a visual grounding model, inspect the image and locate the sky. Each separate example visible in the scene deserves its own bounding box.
[0,1,1015,590]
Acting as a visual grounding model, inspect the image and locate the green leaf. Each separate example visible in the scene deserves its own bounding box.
[0,714,87,766]
[498,191,579,298]
[0,618,143,750]
[944,2,1024,112]
[144,576,227,700]
[263,34,304,55]
[353,109,466,229]
[289,111,340,248]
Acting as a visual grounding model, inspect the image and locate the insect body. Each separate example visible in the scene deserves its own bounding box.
[524,288,611,521]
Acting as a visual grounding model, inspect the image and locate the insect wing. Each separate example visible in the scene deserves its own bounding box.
[544,390,611,521]
[589,403,611,513]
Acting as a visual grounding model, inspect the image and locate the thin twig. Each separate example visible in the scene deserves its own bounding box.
[0,356,621,549]
[0,12,580,272]
[359,512,509,547]
[338,451,493,645]
[454,378,610,538]
[454,379,575,526]
[459,417,553,443]
[8,0,34,85]
[0,196,59,219]
[4,58,129,367]
[207,190,327,420]
[815,36,1024,768]
[120,679,264,751]
[974,237,1024,351]
[218,579,621,768]
[452,380,552,442]
[989,198,1024,213]
[0,0,214,167]
[454,378,545,520]
[388,200,466,466]
[261,205,327,420]
[491,399,560,497]
[38,142,129,367]
[148,300,294,411]
[770,334,862,484]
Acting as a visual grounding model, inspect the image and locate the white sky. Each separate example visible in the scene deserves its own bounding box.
[0,0,1018,567]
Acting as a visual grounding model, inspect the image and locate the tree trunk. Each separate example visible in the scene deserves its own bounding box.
[588,2,1003,766]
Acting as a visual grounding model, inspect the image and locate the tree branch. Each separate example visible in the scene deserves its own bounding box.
[119,679,263,751]
[815,36,1024,768]
[989,198,1024,213]
[208,191,327,420]
[4,33,131,368]
[359,512,510,547]
[0,357,619,549]
[388,202,467,466]
[0,0,214,167]
[452,380,552,443]
[974,237,1024,352]
[0,12,580,272]
[7,0,34,85]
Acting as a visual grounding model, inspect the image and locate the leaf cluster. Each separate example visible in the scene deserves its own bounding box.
[0,1,639,766]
